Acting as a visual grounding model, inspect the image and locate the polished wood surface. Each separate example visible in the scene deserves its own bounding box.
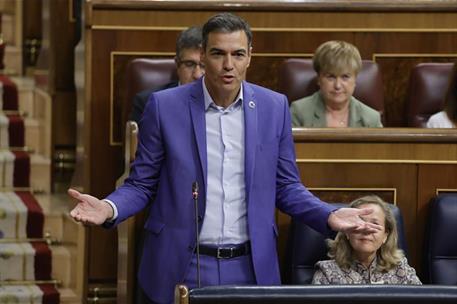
[81,0,457,284]
[276,128,457,278]
[90,0,457,12]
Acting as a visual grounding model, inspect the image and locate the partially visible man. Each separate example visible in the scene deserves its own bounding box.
[69,13,382,304]
[129,26,205,122]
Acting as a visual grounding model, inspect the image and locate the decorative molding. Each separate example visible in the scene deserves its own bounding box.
[373,53,457,61]
[308,187,397,204]
[89,0,457,12]
[252,53,313,57]
[0,280,61,286]
[436,188,457,195]
[92,25,457,33]
[292,127,457,142]
[296,159,457,164]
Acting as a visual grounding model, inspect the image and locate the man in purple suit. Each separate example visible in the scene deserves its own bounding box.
[69,13,381,304]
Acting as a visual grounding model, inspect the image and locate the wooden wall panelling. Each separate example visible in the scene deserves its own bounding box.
[35,0,79,189]
[88,30,121,280]
[22,0,42,72]
[277,163,419,270]
[87,28,186,280]
[84,0,457,285]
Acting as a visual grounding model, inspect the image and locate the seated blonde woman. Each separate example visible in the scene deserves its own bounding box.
[426,62,457,128]
[312,195,421,285]
[290,41,382,128]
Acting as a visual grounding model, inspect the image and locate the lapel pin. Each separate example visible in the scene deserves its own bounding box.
[248,101,256,109]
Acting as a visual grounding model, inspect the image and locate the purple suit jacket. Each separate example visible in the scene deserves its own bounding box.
[106,78,335,303]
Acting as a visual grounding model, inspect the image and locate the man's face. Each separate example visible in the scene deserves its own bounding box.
[201,30,251,105]
[176,48,205,84]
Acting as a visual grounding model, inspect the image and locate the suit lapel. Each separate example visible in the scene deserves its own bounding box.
[348,98,362,127]
[243,82,257,202]
[313,92,327,127]
[189,80,207,188]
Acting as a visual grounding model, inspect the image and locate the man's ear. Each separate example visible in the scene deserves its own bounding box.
[200,47,206,60]
[246,46,253,68]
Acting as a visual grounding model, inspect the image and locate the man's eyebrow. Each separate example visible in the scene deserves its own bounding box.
[208,47,248,53]
[234,48,247,54]
[209,47,225,53]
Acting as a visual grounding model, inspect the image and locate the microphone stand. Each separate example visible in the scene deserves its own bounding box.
[192,181,201,288]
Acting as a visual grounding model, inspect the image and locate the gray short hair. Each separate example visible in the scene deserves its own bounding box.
[313,40,362,75]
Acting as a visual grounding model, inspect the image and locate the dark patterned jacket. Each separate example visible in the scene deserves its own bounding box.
[312,257,421,285]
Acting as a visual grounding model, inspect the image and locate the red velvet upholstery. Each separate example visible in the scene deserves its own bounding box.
[123,58,178,125]
[406,63,453,127]
[278,59,385,120]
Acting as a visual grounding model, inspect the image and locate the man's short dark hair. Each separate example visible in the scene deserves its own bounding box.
[202,13,252,50]
[176,26,203,59]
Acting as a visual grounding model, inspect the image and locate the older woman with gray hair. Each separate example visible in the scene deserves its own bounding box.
[290,40,382,128]
[312,195,421,285]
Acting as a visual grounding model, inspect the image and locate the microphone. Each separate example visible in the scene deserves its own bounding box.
[192,181,201,288]
[192,181,199,200]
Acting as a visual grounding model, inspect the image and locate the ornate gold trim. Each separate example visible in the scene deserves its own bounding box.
[174,285,189,304]
[436,188,457,195]
[9,193,21,243]
[0,234,58,245]
[0,280,61,286]
[2,147,33,152]
[3,110,27,116]
[0,187,33,192]
[296,159,457,164]
[110,51,175,146]
[20,242,27,280]
[308,187,397,205]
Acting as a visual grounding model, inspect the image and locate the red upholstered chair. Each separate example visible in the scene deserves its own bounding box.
[122,58,178,126]
[118,58,177,304]
[278,58,385,122]
[405,63,453,127]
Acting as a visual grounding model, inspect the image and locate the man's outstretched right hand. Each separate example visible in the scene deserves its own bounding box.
[68,188,114,225]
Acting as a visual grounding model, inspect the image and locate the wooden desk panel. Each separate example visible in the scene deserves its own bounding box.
[281,129,457,279]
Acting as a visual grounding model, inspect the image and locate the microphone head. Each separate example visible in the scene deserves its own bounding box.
[192,181,199,192]
[192,181,199,199]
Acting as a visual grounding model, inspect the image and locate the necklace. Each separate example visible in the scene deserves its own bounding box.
[326,108,349,127]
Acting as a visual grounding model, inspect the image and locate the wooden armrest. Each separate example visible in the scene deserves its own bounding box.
[117,120,139,304]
